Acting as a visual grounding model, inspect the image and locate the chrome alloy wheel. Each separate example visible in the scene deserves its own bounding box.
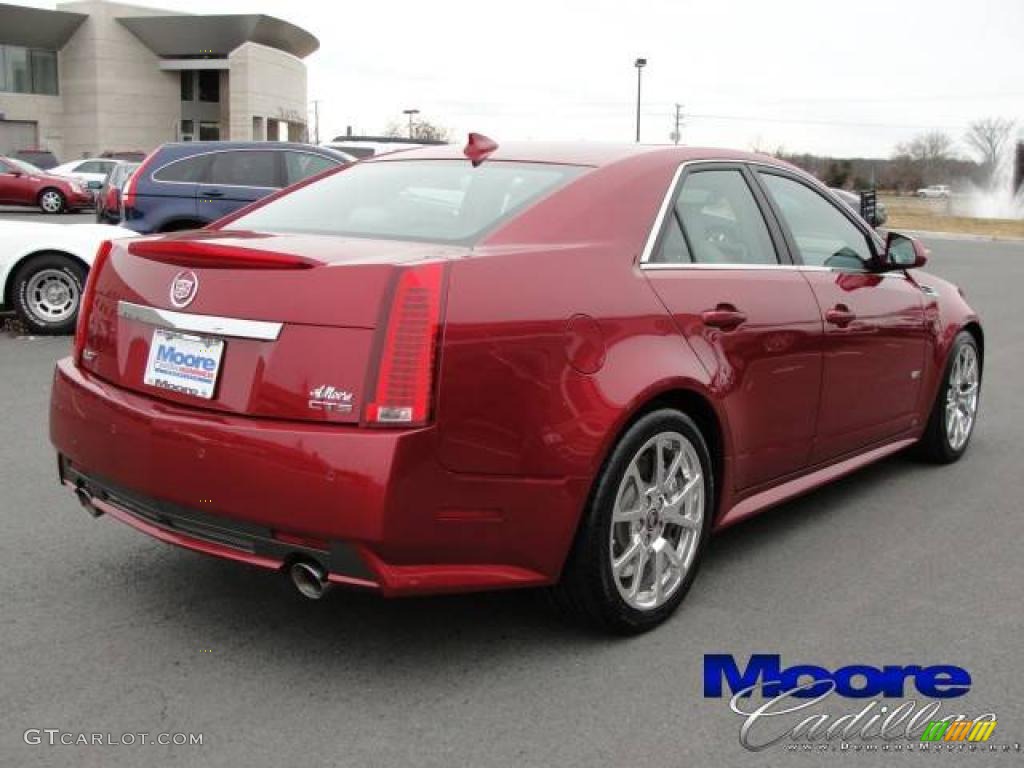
[40,190,63,213]
[945,343,980,451]
[610,431,704,611]
[25,268,79,325]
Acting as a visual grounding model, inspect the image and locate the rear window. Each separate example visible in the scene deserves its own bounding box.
[224,159,583,245]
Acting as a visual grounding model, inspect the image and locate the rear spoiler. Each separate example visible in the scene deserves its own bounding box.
[127,239,320,270]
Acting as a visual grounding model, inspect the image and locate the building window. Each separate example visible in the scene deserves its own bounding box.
[1,45,58,95]
[180,120,194,141]
[198,70,219,103]
[199,122,220,141]
[180,71,194,101]
[29,50,57,95]
[3,46,29,93]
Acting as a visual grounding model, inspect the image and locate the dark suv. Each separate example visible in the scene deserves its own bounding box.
[121,142,352,234]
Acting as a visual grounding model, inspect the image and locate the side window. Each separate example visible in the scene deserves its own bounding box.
[153,155,209,183]
[673,170,778,265]
[284,152,339,185]
[207,151,278,188]
[759,173,873,270]
[75,161,99,174]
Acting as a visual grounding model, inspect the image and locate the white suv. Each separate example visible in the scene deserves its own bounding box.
[917,184,952,199]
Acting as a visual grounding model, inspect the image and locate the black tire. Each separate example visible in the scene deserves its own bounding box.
[917,331,982,464]
[552,409,714,634]
[11,253,87,335]
[37,188,66,214]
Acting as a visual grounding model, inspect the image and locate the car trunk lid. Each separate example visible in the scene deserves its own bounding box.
[79,231,462,424]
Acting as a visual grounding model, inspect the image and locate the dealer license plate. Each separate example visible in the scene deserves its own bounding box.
[143,328,225,400]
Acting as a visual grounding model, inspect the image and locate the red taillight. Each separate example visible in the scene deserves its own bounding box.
[103,185,120,212]
[121,149,157,210]
[127,239,319,270]
[365,263,446,427]
[74,240,113,365]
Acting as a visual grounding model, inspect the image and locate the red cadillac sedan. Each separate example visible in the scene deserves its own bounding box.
[50,139,983,633]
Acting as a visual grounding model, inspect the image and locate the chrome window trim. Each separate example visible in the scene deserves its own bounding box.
[638,158,885,269]
[639,159,787,266]
[118,300,282,341]
[639,162,689,265]
[641,262,907,278]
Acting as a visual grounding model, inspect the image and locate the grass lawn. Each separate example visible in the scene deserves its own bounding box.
[881,195,1024,239]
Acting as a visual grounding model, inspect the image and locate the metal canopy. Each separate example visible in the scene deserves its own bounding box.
[117,14,319,59]
[0,3,87,49]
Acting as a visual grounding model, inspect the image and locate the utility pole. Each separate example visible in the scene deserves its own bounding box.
[310,99,321,144]
[672,103,684,145]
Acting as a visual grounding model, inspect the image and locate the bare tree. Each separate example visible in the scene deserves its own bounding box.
[384,117,451,142]
[894,131,957,185]
[964,117,1016,180]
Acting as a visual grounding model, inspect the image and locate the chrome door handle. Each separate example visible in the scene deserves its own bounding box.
[826,305,856,327]
[701,305,747,330]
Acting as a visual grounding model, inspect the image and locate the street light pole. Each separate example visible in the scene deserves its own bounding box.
[634,58,647,143]
[403,108,420,140]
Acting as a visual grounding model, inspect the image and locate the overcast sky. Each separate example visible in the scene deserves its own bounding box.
[27,0,1024,157]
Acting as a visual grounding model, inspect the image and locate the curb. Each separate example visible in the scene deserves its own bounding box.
[896,229,1024,244]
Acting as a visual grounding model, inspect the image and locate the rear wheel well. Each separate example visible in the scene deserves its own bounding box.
[962,321,984,366]
[634,390,724,510]
[587,389,725,526]
[158,219,205,233]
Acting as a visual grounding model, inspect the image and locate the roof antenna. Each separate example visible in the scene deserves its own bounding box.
[463,133,498,167]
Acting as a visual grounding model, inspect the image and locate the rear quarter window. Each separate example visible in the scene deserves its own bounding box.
[284,152,340,185]
[224,159,584,245]
[153,154,210,183]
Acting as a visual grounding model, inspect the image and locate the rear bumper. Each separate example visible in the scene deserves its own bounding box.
[50,358,587,596]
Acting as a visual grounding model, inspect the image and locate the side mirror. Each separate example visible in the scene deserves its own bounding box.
[882,232,927,270]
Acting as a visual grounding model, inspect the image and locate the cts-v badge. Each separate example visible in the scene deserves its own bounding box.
[170,270,199,308]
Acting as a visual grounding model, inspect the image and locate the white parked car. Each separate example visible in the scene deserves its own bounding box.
[916,184,951,199]
[0,221,135,334]
[48,158,123,190]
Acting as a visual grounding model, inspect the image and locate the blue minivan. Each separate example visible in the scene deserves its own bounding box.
[120,142,353,234]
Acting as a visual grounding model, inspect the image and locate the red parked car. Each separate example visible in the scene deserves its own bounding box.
[0,156,95,213]
[50,140,983,633]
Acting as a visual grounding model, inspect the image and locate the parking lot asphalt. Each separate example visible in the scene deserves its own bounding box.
[0,207,97,224]
[1,233,1022,767]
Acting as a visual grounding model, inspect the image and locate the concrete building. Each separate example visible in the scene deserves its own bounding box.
[0,0,317,161]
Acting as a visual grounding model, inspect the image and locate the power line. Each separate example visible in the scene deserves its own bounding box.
[656,112,970,132]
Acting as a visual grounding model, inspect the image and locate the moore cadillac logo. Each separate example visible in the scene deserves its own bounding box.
[705,654,1018,755]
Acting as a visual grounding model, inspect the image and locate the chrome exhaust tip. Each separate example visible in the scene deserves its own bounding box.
[289,560,330,600]
[75,486,103,518]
